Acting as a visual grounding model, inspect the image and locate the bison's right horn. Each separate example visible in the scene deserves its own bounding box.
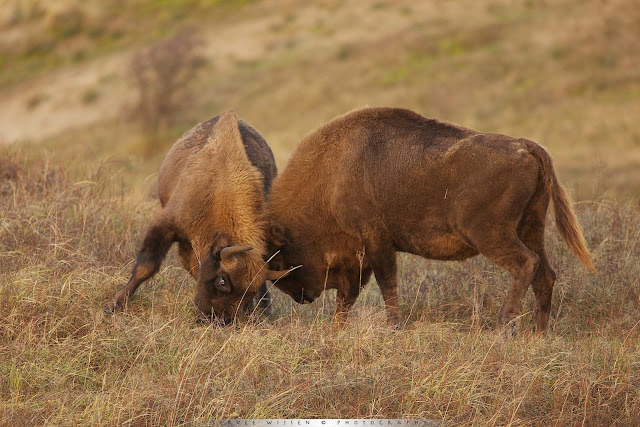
[220,245,253,267]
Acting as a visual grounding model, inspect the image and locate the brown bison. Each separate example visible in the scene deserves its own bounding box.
[265,107,596,333]
[105,111,289,323]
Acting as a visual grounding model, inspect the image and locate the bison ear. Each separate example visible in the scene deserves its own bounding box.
[213,276,232,293]
[268,222,289,248]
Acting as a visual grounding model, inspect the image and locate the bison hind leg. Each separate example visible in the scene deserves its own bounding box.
[518,209,557,334]
[528,253,556,334]
[496,243,539,329]
[471,231,540,331]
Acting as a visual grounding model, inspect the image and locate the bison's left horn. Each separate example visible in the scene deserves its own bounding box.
[265,267,297,282]
[220,245,253,267]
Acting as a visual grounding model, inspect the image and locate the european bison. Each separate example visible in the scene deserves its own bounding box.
[265,107,595,333]
[106,111,289,323]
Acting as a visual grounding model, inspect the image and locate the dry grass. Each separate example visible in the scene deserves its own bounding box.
[2,138,640,425]
[2,0,640,424]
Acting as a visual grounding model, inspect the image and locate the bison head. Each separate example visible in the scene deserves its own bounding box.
[266,223,322,305]
[194,233,290,324]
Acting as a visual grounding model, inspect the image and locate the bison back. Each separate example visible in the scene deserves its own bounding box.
[157,115,277,206]
[271,108,543,260]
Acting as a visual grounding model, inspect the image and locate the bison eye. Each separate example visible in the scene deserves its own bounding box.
[213,275,232,293]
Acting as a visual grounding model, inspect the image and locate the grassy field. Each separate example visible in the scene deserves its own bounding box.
[1,148,639,424]
[1,0,640,424]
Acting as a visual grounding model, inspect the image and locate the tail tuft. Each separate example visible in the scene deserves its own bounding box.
[552,183,597,274]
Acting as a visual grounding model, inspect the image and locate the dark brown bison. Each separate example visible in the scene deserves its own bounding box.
[265,107,595,333]
[105,111,289,323]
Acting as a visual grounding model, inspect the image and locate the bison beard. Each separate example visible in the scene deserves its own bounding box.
[265,107,596,333]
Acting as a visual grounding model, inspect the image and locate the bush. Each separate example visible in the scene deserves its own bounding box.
[129,29,203,150]
[45,5,84,39]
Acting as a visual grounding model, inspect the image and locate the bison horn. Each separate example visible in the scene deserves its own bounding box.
[220,245,253,269]
[265,267,297,282]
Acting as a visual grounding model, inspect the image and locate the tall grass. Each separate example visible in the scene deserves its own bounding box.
[1,145,639,424]
[3,0,640,423]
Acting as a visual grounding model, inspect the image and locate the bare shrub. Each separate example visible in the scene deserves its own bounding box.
[129,29,203,149]
[45,5,84,39]
[0,0,44,28]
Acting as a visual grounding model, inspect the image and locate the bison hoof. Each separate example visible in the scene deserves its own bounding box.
[391,320,404,330]
[386,315,402,329]
[104,301,119,315]
[498,320,517,338]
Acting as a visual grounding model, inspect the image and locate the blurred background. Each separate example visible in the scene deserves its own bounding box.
[1,0,638,200]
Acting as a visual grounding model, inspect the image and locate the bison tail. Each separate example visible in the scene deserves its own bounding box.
[528,141,597,274]
[550,177,597,273]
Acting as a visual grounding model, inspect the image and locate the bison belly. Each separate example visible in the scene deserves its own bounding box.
[390,224,479,261]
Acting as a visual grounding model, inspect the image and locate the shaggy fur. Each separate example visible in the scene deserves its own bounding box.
[106,111,279,321]
[266,107,595,333]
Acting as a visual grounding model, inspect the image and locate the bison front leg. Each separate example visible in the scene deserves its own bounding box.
[238,281,273,320]
[334,289,357,324]
[373,263,401,327]
[333,266,372,324]
[367,252,401,327]
[254,281,273,316]
[359,232,402,327]
[105,216,176,313]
